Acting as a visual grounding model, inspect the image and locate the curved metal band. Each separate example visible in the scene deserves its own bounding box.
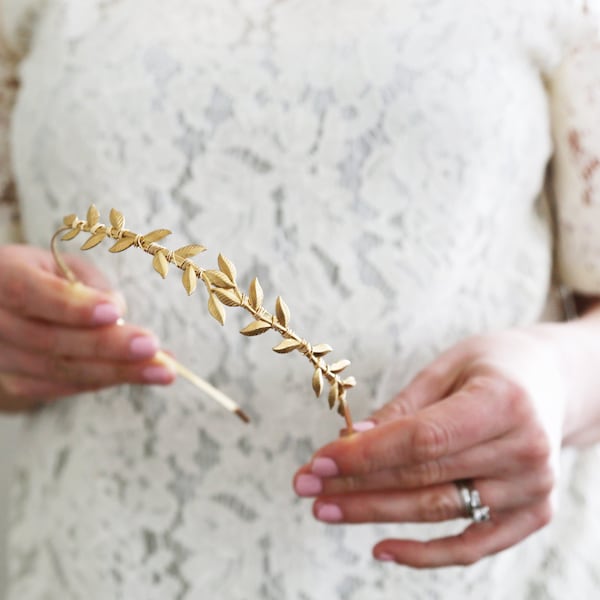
[456,480,491,523]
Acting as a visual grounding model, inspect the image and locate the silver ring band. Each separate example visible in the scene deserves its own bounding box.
[456,480,491,523]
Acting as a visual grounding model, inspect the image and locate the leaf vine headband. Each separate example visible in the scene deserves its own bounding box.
[51,206,356,431]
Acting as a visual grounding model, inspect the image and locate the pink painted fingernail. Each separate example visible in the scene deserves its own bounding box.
[295,474,323,496]
[352,420,376,432]
[316,503,343,523]
[311,457,339,477]
[92,303,122,325]
[376,553,395,562]
[129,336,160,359]
[142,365,175,384]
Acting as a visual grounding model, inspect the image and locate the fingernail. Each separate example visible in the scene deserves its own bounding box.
[129,336,160,359]
[311,457,339,477]
[142,365,175,384]
[376,553,396,562]
[295,474,323,497]
[92,303,122,325]
[316,503,343,523]
[352,420,376,432]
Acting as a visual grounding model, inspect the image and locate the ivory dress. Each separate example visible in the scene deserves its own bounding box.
[1,1,600,599]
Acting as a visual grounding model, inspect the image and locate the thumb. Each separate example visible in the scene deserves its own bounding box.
[60,253,127,314]
[368,355,464,425]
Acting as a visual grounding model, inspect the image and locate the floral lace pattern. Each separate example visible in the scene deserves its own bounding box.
[4,1,600,598]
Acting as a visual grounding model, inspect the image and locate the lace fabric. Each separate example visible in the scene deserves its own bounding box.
[3,1,600,599]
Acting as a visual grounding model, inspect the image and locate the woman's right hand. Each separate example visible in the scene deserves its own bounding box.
[0,244,176,412]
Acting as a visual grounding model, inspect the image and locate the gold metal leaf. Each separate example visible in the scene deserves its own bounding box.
[204,270,235,289]
[312,344,333,357]
[86,205,100,227]
[275,296,291,327]
[337,400,347,417]
[208,294,226,325]
[330,359,351,374]
[240,320,271,336]
[328,383,339,409]
[80,231,106,251]
[248,278,264,310]
[312,368,324,397]
[61,228,81,241]
[109,208,125,230]
[272,339,301,354]
[63,214,77,227]
[212,287,241,307]
[152,250,169,278]
[342,376,357,388]
[109,237,136,253]
[143,229,172,244]
[182,265,198,295]
[175,244,207,258]
[217,254,237,282]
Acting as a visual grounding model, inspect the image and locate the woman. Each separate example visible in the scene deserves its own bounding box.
[0,1,599,598]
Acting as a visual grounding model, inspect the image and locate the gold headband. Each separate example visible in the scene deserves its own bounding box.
[52,206,356,430]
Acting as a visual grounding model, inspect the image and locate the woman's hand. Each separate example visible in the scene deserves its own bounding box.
[0,244,175,411]
[293,325,581,568]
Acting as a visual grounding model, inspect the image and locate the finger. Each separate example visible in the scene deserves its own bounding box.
[58,252,117,293]
[296,429,552,496]
[0,306,160,361]
[10,244,110,288]
[0,255,124,326]
[0,346,176,387]
[372,501,553,568]
[312,482,465,524]
[0,373,96,411]
[372,359,464,423]
[308,376,523,478]
[310,475,554,524]
[21,244,120,298]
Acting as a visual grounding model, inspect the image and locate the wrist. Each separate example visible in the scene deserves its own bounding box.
[528,310,600,446]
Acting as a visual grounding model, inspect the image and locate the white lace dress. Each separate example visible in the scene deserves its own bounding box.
[2,1,600,599]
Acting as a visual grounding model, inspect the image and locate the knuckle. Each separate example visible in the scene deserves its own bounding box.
[464,374,496,394]
[4,273,28,310]
[414,364,446,387]
[411,419,449,462]
[357,443,386,474]
[337,476,363,494]
[89,331,107,359]
[408,364,447,398]
[47,355,75,381]
[518,427,552,467]
[51,288,76,319]
[0,374,24,398]
[417,488,457,522]
[455,547,480,566]
[35,325,58,353]
[370,502,392,523]
[376,399,411,420]
[500,380,531,419]
[533,500,554,529]
[403,460,444,488]
[469,374,530,418]
[47,355,100,386]
[530,466,556,499]
[356,430,404,473]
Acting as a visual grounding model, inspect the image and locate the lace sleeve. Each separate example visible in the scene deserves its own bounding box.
[550,31,600,295]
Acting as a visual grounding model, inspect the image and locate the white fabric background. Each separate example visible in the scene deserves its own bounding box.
[1,2,600,599]
[0,417,18,599]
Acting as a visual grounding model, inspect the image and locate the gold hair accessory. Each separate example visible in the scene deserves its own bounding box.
[52,206,356,431]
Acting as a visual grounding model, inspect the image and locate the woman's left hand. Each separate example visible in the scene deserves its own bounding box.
[293,327,572,568]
